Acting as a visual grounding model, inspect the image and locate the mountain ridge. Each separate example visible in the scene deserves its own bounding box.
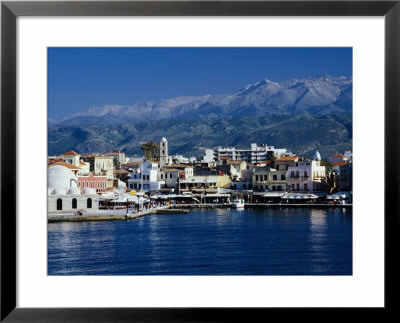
[51,75,352,127]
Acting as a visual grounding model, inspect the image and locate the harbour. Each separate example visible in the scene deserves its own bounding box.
[48,203,352,223]
[48,207,352,275]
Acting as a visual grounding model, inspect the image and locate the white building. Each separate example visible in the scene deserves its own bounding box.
[214,143,290,163]
[287,151,326,192]
[201,149,215,163]
[128,160,164,192]
[48,164,99,213]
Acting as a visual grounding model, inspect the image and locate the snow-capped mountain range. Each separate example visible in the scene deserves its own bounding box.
[51,75,352,127]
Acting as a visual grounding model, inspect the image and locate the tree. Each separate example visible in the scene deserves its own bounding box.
[268,154,277,168]
[141,141,160,161]
[113,157,119,169]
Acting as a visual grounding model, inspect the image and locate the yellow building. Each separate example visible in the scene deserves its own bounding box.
[252,167,287,192]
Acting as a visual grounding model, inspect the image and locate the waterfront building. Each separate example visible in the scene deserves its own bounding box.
[60,150,81,167]
[194,164,220,176]
[339,162,352,191]
[48,164,99,213]
[78,172,108,193]
[252,167,287,192]
[164,164,194,178]
[275,156,300,171]
[113,169,131,184]
[329,154,349,163]
[201,149,215,163]
[105,150,127,166]
[78,160,90,175]
[84,154,114,179]
[171,154,191,164]
[158,168,180,192]
[214,143,291,163]
[127,160,164,192]
[179,175,231,195]
[230,181,253,192]
[287,151,326,192]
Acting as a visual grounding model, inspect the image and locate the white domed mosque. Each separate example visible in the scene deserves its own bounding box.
[48,164,99,213]
[314,150,322,163]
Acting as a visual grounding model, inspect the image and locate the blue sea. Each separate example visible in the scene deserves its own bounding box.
[48,207,352,275]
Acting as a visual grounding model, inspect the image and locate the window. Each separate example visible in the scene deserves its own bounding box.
[291,171,295,177]
[72,198,77,209]
[255,175,259,181]
[273,175,277,180]
[304,171,308,178]
[260,185,263,191]
[276,165,279,170]
[87,198,92,208]
[281,174,286,180]
[56,198,62,210]
[304,183,308,191]
[296,171,299,178]
[170,174,172,179]
[161,174,163,179]
[296,184,300,191]
[264,175,268,181]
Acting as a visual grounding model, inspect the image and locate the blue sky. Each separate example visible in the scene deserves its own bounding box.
[48,47,352,120]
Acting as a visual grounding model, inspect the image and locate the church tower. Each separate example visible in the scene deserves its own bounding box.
[160,137,168,168]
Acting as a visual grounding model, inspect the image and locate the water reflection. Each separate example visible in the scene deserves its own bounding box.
[308,209,329,272]
[48,208,352,275]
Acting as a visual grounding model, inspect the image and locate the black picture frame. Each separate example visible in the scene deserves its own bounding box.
[1,1,399,321]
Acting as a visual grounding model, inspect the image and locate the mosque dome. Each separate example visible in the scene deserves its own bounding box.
[52,188,67,196]
[48,165,79,190]
[82,187,96,195]
[314,150,321,161]
[67,187,81,195]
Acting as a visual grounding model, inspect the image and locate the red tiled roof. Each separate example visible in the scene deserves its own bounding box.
[276,156,298,161]
[49,162,81,170]
[331,161,349,167]
[62,150,80,156]
[330,154,346,159]
[48,158,62,165]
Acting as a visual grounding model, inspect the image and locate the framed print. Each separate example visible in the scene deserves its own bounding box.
[1,0,399,321]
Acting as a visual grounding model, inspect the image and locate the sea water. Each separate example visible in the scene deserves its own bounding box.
[48,207,352,275]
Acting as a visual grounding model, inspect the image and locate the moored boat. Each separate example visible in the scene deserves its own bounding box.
[232,198,245,209]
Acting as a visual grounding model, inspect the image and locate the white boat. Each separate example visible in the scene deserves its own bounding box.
[232,198,245,209]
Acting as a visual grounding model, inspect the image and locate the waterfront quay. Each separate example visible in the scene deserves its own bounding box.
[172,203,352,209]
[48,203,351,223]
[47,205,182,223]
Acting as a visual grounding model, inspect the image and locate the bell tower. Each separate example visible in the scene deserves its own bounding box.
[160,137,168,168]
